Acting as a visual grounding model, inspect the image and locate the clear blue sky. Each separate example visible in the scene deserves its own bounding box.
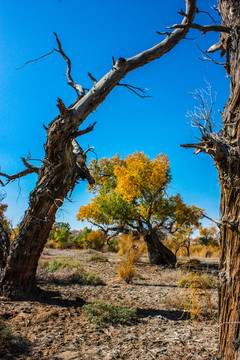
[0,0,229,229]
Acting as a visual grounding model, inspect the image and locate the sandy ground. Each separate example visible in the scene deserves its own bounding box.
[0,249,220,359]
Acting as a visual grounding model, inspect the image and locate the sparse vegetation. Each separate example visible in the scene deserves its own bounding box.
[86,253,109,262]
[178,273,217,289]
[38,257,104,285]
[177,271,217,322]
[117,234,145,283]
[82,300,137,324]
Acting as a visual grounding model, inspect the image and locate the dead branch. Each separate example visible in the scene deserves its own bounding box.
[202,213,222,227]
[54,32,85,98]
[206,40,224,54]
[16,49,55,70]
[196,9,218,24]
[72,122,97,138]
[87,72,97,84]
[195,42,225,66]
[166,23,231,34]
[117,83,151,98]
[21,157,41,173]
[0,168,39,185]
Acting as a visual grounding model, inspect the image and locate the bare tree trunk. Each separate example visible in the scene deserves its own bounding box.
[216,1,240,358]
[144,232,176,266]
[180,1,240,357]
[1,126,94,298]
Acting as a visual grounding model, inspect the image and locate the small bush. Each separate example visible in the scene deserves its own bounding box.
[86,253,108,262]
[117,234,146,283]
[117,258,137,283]
[82,300,137,324]
[41,258,81,271]
[177,272,217,322]
[38,258,104,285]
[69,269,104,285]
[178,273,217,289]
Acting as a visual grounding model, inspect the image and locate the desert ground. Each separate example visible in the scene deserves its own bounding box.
[0,249,220,360]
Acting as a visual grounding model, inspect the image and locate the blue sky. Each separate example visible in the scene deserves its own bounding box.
[0,0,229,229]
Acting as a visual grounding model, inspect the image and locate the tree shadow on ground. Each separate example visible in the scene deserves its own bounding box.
[134,283,177,288]
[137,308,190,321]
[31,288,86,308]
[0,333,31,360]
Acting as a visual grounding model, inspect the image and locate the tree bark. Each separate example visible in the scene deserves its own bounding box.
[0,222,10,272]
[217,1,240,358]
[0,115,94,299]
[144,232,176,266]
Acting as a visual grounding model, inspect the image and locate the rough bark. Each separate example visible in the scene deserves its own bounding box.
[0,222,10,271]
[144,232,176,266]
[0,0,197,299]
[217,1,240,358]
[181,1,240,358]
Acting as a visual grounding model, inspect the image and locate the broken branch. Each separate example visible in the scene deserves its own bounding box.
[54,32,85,97]
[166,23,231,34]
[72,122,97,138]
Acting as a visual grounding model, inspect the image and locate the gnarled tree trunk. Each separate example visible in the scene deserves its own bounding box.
[217,1,240,358]
[181,1,240,358]
[144,231,176,266]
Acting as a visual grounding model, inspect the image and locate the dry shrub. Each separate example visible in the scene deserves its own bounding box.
[177,245,220,258]
[86,253,108,262]
[117,234,146,283]
[191,245,220,258]
[177,269,217,322]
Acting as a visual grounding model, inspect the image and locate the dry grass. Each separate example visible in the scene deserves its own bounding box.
[117,234,146,283]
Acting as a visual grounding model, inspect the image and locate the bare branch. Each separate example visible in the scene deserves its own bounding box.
[54,32,85,98]
[21,157,41,173]
[156,31,171,36]
[56,98,69,117]
[0,168,38,185]
[118,83,152,98]
[16,49,55,70]
[111,56,116,66]
[206,40,224,54]
[202,213,222,227]
[195,42,225,65]
[166,23,231,34]
[87,72,97,85]
[196,8,218,24]
[72,122,97,138]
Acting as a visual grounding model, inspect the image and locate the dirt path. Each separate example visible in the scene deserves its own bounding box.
[0,249,219,359]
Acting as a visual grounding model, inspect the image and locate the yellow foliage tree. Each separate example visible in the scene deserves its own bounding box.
[77,152,203,265]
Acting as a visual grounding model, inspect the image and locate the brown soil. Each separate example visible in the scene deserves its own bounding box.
[0,249,220,360]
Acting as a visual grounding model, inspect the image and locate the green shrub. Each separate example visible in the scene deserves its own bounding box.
[38,258,104,285]
[43,258,81,271]
[69,269,104,285]
[86,253,108,262]
[82,300,137,324]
